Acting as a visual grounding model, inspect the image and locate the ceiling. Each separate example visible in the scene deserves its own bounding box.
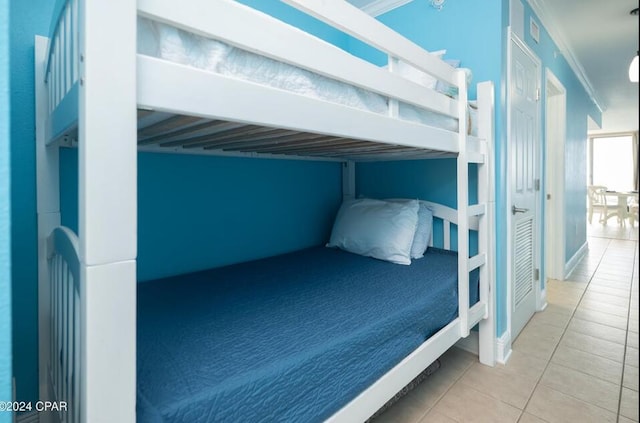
[349,0,639,135]
[531,0,639,135]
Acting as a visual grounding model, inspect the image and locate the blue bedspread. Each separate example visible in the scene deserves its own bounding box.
[137,247,478,422]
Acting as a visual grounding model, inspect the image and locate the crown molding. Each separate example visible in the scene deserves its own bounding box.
[526,0,605,112]
[360,0,413,17]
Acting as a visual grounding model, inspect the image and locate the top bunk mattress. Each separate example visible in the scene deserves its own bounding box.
[137,17,477,136]
[136,246,479,422]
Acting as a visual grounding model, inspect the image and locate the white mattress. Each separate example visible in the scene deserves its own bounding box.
[137,17,477,136]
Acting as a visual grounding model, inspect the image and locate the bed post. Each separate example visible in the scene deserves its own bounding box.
[477,81,496,366]
[342,160,356,201]
[456,69,470,338]
[35,35,61,422]
[78,0,137,421]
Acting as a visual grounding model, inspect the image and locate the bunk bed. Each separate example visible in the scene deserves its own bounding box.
[34,1,496,422]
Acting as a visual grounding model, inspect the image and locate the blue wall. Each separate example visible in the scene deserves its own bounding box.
[348,0,503,101]
[1,0,13,416]
[352,0,601,339]
[60,150,342,282]
[356,159,479,254]
[10,0,54,404]
[136,155,341,281]
[237,0,350,50]
[356,159,474,208]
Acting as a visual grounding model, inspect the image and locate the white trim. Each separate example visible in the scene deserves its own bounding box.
[533,50,544,334]
[544,68,566,281]
[359,0,412,17]
[496,331,512,365]
[526,0,604,113]
[537,287,548,312]
[564,241,588,280]
[505,29,515,351]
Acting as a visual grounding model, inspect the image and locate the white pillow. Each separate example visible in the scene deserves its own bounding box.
[388,199,433,259]
[327,198,419,265]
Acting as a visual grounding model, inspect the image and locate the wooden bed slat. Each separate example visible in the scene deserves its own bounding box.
[136,113,462,161]
[242,139,374,154]
[197,131,317,151]
[159,124,277,148]
[231,135,348,153]
[138,114,203,138]
[310,145,418,157]
[176,127,293,149]
[160,121,251,147]
[138,119,228,146]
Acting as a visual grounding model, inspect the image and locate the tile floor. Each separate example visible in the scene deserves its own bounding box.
[372,224,639,423]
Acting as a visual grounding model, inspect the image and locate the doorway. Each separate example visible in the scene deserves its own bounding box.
[544,69,566,282]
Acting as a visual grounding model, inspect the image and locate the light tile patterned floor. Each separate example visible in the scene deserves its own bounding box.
[372,225,639,422]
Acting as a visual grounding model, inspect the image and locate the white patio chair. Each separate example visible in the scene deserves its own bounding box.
[587,185,608,224]
[628,194,639,227]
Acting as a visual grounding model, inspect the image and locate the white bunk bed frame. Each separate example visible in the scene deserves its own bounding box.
[35,0,496,422]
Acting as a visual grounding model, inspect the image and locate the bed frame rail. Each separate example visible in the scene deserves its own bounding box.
[46,0,78,111]
[138,0,460,121]
[283,0,459,87]
[44,0,470,157]
[44,227,82,423]
[44,0,79,144]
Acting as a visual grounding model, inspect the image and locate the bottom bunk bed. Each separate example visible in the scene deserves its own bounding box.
[136,246,479,422]
[42,196,491,423]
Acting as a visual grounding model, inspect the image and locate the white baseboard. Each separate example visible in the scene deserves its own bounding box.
[564,241,588,279]
[457,329,510,366]
[496,330,512,364]
[537,288,548,312]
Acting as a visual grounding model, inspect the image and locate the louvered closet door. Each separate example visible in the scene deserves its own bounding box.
[510,36,540,341]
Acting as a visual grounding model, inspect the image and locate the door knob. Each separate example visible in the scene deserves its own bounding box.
[512,205,529,215]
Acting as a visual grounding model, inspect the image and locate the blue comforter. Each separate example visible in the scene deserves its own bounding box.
[137,247,477,422]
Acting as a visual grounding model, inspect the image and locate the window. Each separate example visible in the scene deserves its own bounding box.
[588,135,637,192]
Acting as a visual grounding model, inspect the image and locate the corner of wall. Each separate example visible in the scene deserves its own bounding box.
[1,0,14,413]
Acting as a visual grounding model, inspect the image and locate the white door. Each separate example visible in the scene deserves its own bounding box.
[509,36,540,340]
